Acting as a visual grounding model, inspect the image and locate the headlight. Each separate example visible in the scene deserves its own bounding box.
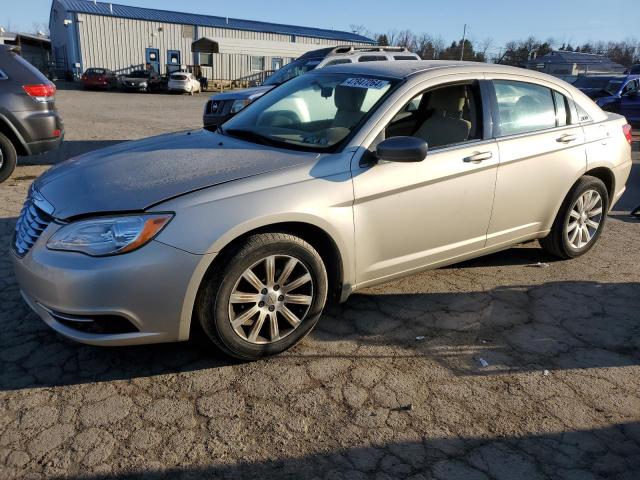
[230,99,251,114]
[47,214,172,256]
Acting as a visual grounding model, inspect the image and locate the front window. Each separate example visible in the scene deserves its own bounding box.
[222,73,397,152]
[263,58,321,86]
[129,70,149,78]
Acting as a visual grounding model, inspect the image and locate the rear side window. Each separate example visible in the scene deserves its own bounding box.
[358,55,388,62]
[324,59,352,66]
[394,55,418,60]
[493,80,556,136]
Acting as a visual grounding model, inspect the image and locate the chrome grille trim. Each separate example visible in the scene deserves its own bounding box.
[12,186,53,258]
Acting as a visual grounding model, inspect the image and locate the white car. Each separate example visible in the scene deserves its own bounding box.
[168,72,201,95]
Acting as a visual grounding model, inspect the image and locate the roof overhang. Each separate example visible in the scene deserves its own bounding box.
[192,37,332,57]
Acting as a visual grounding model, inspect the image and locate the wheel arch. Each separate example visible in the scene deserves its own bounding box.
[584,167,615,205]
[0,114,28,156]
[185,221,348,340]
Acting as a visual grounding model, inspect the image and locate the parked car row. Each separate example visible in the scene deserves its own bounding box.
[81,68,203,94]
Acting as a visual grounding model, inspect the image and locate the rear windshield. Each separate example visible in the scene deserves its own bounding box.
[1,49,50,83]
[263,58,321,86]
[171,74,187,80]
[86,68,106,75]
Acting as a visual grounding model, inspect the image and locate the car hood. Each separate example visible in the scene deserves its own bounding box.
[35,129,318,220]
[209,85,274,101]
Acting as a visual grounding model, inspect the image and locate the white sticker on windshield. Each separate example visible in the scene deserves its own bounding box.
[341,78,390,89]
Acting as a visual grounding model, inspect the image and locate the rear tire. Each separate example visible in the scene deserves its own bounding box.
[0,132,18,184]
[196,233,328,360]
[540,175,609,259]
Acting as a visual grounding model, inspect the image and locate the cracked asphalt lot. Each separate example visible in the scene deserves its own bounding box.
[1,89,640,479]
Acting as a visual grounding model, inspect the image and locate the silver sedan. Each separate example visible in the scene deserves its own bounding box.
[12,61,633,359]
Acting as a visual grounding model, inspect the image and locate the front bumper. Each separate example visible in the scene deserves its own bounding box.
[11,230,212,346]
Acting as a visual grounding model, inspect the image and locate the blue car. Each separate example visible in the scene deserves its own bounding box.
[586,75,640,125]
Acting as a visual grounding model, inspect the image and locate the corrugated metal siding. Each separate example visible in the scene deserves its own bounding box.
[77,14,194,72]
[75,14,372,78]
[58,0,376,44]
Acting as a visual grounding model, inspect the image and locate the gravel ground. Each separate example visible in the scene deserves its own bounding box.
[1,88,639,480]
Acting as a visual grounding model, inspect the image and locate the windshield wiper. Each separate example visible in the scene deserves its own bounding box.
[225,128,280,147]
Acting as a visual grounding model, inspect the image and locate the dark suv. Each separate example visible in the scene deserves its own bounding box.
[0,45,63,183]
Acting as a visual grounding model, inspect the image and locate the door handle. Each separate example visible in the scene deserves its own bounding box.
[557,134,577,143]
[463,151,493,163]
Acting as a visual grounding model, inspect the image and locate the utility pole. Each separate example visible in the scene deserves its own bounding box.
[460,24,467,61]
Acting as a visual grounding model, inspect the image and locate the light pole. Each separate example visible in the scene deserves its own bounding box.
[460,24,467,61]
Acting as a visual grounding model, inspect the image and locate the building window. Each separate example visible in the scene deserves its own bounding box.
[200,53,213,67]
[251,56,265,71]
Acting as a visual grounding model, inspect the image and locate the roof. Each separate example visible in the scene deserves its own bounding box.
[55,0,376,44]
[312,60,493,79]
[314,60,579,83]
[531,50,623,67]
[0,31,50,44]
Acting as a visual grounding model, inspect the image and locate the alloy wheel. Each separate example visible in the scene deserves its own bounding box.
[565,189,603,249]
[228,255,314,344]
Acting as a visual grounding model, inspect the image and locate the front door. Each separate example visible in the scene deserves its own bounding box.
[145,48,160,73]
[167,50,181,74]
[352,80,499,285]
[485,78,587,247]
[620,79,640,124]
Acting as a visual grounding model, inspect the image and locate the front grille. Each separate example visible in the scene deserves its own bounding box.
[13,194,53,257]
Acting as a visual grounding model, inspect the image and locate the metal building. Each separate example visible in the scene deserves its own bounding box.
[526,50,625,82]
[48,0,375,81]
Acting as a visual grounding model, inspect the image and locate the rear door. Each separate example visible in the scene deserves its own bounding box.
[485,77,586,247]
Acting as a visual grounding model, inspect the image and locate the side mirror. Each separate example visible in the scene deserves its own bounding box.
[376,136,428,163]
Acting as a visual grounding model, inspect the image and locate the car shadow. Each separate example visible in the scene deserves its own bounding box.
[1,212,638,391]
[45,422,640,479]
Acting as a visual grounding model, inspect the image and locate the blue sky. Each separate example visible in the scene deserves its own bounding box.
[5,0,637,55]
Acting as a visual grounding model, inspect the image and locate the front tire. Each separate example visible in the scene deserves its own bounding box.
[540,175,609,259]
[196,233,328,360]
[0,132,18,184]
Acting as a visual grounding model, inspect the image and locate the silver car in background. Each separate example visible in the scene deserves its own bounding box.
[12,61,633,359]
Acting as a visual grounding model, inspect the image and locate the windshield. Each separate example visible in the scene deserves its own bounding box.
[222,73,397,152]
[573,76,620,89]
[262,58,322,86]
[604,80,624,95]
[129,70,149,78]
